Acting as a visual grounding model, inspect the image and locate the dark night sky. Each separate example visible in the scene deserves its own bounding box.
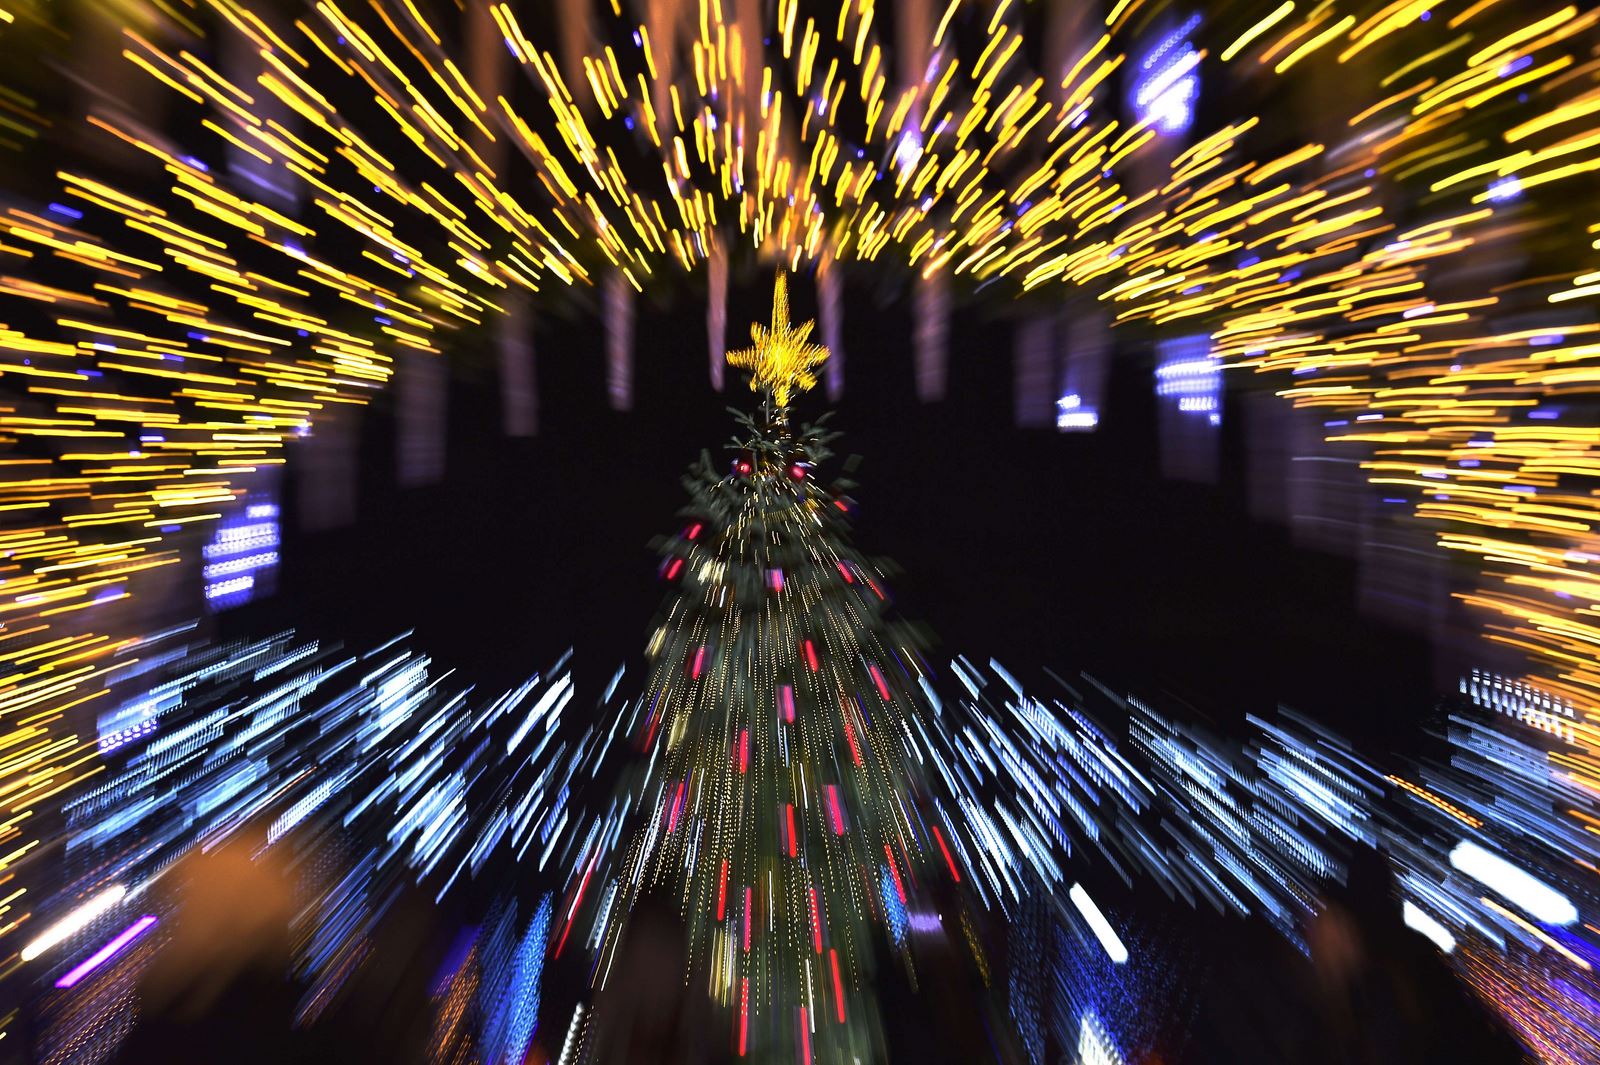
[231,276,1439,755]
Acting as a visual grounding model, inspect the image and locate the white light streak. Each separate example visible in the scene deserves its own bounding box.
[21,884,127,962]
[1450,840,1578,926]
[1068,882,1129,963]
[1402,899,1457,954]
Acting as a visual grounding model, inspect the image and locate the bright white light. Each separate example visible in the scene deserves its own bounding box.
[556,1004,586,1065]
[1068,883,1128,963]
[893,131,923,172]
[1057,394,1101,430]
[1487,175,1522,202]
[1402,899,1457,954]
[1155,357,1217,381]
[1450,840,1578,926]
[1132,18,1202,135]
[21,884,127,962]
[204,575,255,599]
[1078,1012,1126,1065]
[1143,71,1198,134]
[204,495,279,609]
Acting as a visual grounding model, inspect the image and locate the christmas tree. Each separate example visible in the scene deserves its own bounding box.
[602,273,963,1062]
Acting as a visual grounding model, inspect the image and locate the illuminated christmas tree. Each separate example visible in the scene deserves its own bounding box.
[603,273,963,1062]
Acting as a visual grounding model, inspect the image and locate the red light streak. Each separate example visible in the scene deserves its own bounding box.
[780,684,795,723]
[884,844,906,903]
[553,858,595,959]
[786,803,798,857]
[932,825,961,883]
[717,858,729,920]
[739,977,749,1057]
[803,639,819,672]
[842,712,862,767]
[868,663,890,701]
[738,728,749,774]
[668,781,687,833]
[691,645,706,679]
[829,949,846,1023]
[826,784,844,835]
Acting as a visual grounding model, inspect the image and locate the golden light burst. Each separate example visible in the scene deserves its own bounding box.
[726,272,829,409]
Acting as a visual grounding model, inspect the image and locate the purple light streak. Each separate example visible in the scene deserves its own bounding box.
[54,915,157,989]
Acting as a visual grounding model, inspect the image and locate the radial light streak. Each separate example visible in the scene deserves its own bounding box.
[20,884,128,963]
[1450,840,1579,927]
[1403,899,1458,954]
[1068,884,1128,965]
[5,2,1600,1061]
[52,915,157,990]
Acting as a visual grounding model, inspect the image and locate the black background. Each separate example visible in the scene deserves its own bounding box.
[232,275,1441,757]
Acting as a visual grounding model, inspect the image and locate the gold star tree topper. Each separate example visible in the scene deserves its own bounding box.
[727,272,830,409]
